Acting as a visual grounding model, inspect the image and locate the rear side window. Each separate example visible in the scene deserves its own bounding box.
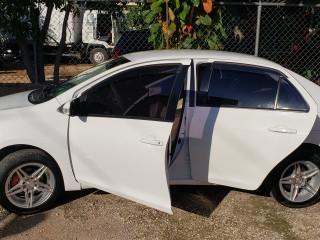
[198,63,279,109]
[196,62,309,112]
[277,79,309,111]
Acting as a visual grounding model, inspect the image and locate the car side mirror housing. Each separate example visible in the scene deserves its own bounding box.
[59,98,81,116]
[69,99,81,116]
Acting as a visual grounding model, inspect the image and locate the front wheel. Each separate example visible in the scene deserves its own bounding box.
[270,154,320,208]
[0,149,63,215]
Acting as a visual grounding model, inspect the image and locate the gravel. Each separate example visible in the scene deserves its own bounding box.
[1,186,320,239]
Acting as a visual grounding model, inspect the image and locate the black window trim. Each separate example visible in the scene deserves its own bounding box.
[196,61,309,112]
[275,76,310,113]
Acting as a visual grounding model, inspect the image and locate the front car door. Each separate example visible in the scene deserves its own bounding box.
[68,61,189,213]
[189,61,317,190]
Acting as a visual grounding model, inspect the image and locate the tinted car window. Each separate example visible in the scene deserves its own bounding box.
[80,64,183,120]
[28,57,130,104]
[112,29,153,58]
[205,67,279,109]
[277,79,309,111]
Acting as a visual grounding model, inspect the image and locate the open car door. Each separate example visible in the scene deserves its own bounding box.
[68,61,189,213]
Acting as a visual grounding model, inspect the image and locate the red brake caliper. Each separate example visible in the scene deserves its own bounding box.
[10,173,20,187]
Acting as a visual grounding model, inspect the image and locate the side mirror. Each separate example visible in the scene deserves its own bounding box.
[58,98,81,116]
[70,99,81,116]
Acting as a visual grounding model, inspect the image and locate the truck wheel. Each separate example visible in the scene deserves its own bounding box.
[0,149,63,215]
[89,48,109,65]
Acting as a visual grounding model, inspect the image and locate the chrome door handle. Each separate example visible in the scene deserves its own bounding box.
[140,138,164,146]
[268,126,297,134]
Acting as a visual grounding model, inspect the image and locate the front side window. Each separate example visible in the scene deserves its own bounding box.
[79,64,184,120]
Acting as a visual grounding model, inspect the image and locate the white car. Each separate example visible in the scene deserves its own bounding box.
[1,50,320,215]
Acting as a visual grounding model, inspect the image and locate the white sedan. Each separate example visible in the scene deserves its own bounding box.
[1,50,320,215]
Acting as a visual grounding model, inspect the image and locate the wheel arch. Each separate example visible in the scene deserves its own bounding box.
[0,144,65,190]
[262,143,320,190]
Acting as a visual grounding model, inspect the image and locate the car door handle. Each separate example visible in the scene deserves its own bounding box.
[268,126,297,134]
[140,138,164,146]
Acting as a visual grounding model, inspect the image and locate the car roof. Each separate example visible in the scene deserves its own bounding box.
[124,50,280,68]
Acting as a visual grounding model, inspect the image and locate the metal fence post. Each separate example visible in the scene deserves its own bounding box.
[33,41,38,84]
[255,1,262,57]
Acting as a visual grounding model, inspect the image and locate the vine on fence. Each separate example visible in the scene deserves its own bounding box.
[145,0,227,50]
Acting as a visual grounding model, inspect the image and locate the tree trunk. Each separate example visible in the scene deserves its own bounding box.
[30,6,46,83]
[34,39,46,83]
[16,38,36,83]
[53,7,70,84]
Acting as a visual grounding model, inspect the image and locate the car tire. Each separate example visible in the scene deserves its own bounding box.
[0,149,63,215]
[89,48,109,65]
[269,153,320,208]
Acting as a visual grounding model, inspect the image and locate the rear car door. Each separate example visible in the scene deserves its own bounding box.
[189,62,317,190]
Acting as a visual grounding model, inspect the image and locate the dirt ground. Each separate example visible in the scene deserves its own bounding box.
[1,186,320,240]
[0,62,91,83]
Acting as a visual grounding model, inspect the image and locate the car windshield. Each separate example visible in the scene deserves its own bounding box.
[28,57,130,104]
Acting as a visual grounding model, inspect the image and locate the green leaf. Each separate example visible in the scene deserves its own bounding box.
[199,15,212,26]
[153,7,162,14]
[210,33,218,43]
[142,10,151,17]
[145,11,156,24]
[150,23,160,33]
[195,18,201,26]
[168,22,176,35]
[191,0,200,7]
[175,0,180,9]
[213,9,222,25]
[197,30,204,38]
[208,39,218,50]
[179,2,190,21]
[182,35,193,49]
[148,34,156,42]
[151,0,164,11]
[219,25,228,39]
[214,23,220,31]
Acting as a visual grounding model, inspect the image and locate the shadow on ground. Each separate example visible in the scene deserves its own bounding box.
[170,185,271,217]
[0,189,95,239]
[170,185,231,217]
[0,213,46,238]
[56,189,96,206]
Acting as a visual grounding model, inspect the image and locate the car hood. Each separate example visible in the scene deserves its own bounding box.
[0,91,34,111]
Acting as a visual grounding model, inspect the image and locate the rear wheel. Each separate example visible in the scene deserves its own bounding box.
[0,149,63,215]
[270,154,320,208]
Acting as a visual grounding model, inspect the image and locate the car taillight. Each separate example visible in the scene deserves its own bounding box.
[112,47,121,58]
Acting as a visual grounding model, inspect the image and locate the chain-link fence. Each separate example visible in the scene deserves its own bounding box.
[0,1,319,85]
[218,1,320,84]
